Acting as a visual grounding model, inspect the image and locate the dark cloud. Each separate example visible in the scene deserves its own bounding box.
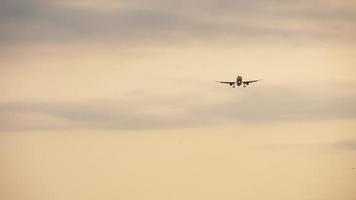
[0,85,355,131]
[0,0,355,46]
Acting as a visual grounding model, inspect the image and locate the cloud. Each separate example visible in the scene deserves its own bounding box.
[0,84,355,131]
[1,0,355,46]
[257,140,356,152]
[198,86,356,122]
[0,99,203,131]
[332,140,356,151]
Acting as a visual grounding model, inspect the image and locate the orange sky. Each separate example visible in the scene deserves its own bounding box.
[0,1,356,200]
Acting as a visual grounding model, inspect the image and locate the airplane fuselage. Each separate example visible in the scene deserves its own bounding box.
[236,75,242,86]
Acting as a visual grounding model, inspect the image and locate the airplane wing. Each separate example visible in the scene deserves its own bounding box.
[217,81,235,84]
[242,79,261,84]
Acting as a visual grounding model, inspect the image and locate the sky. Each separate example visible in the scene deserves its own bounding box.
[0,0,356,200]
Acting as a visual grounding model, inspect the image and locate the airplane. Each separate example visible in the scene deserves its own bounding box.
[217,75,261,88]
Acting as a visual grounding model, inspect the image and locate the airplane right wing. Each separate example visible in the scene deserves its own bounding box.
[217,81,235,86]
